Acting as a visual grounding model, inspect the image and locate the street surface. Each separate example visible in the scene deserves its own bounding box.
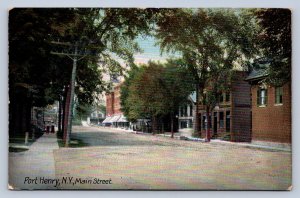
[53,126,292,190]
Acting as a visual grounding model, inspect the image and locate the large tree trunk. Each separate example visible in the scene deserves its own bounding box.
[206,106,211,142]
[170,113,174,138]
[152,115,157,135]
[58,97,62,132]
[21,95,32,135]
[12,99,22,136]
[25,100,32,133]
[10,88,32,138]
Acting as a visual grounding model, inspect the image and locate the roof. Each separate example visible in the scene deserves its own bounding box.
[102,116,112,123]
[110,115,121,122]
[245,58,271,81]
[117,115,128,123]
[245,68,269,81]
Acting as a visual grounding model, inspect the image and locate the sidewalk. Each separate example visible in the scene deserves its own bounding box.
[9,133,59,190]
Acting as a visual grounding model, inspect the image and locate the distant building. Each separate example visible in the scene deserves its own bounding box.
[245,60,291,145]
[102,83,129,128]
[178,92,196,137]
[106,92,114,117]
[88,109,105,125]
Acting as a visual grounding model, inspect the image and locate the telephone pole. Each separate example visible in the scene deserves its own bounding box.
[51,41,94,146]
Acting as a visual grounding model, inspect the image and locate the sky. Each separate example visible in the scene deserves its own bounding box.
[133,36,180,65]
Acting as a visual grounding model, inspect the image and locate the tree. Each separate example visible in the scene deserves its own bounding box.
[156,8,259,141]
[9,8,77,137]
[255,8,291,86]
[9,8,162,143]
[158,60,195,137]
[125,62,165,133]
[120,64,143,122]
[121,60,194,136]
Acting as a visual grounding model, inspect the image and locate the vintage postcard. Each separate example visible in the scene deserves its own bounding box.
[8,8,292,190]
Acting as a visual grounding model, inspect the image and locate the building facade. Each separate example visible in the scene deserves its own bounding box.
[102,82,129,128]
[197,71,252,142]
[246,67,291,144]
[88,109,105,125]
[178,92,196,136]
[106,92,114,117]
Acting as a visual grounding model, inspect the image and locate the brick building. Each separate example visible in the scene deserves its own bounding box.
[246,65,291,144]
[197,71,252,142]
[106,92,114,117]
[102,83,129,128]
[113,84,122,115]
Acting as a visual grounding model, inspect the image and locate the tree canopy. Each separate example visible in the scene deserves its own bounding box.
[9,8,291,139]
[9,8,162,138]
[9,8,162,108]
[155,8,260,139]
[156,8,259,84]
[255,8,291,85]
[120,60,195,133]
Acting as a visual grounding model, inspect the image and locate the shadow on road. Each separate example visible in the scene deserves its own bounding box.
[70,131,171,147]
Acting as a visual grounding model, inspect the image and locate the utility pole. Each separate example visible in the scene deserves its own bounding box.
[51,41,92,146]
[66,43,78,147]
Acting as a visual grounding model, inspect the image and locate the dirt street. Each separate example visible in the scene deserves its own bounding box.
[53,126,292,190]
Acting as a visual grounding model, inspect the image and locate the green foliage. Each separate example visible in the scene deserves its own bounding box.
[255,8,291,85]
[98,104,106,115]
[120,64,142,121]
[202,68,233,110]
[159,59,196,113]
[121,60,195,122]
[75,103,93,120]
[156,8,259,109]
[9,8,162,109]
[9,8,74,106]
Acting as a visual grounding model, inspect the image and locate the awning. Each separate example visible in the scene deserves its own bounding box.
[110,115,121,123]
[117,115,128,123]
[102,117,112,123]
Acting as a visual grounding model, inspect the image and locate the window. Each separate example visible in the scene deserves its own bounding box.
[275,86,283,104]
[180,106,188,117]
[189,104,193,116]
[257,88,268,106]
[225,92,230,102]
[219,112,224,128]
[180,107,183,117]
[220,94,224,103]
